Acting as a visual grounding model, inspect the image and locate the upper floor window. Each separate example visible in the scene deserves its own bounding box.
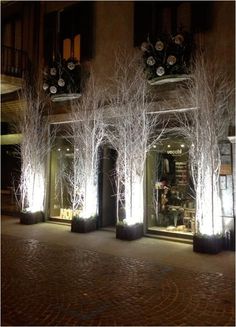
[44,2,94,65]
[1,16,29,77]
[2,16,22,50]
[134,1,213,46]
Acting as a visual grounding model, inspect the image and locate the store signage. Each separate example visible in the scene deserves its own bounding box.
[167,149,182,155]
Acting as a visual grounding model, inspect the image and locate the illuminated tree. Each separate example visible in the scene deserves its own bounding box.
[16,81,52,213]
[106,50,165,225]
[175,53,234,236]
[67,72,105,218]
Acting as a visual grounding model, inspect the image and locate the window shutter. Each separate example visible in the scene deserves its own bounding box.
[79,2,94,61]
[44,11,58,65]
[134,1,153,47]
[134,1,180,46]
[191,2,213,32]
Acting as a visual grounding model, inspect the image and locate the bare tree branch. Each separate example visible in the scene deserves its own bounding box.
[172,52,234,235]
[66,71,106,218]
[13,79,54,213]
[105,49,166,225]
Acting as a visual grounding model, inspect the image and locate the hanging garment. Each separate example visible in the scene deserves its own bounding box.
[156,153,176,185]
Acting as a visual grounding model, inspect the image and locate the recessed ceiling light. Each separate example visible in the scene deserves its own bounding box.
[180,144,185,148]
[167,144,171,148]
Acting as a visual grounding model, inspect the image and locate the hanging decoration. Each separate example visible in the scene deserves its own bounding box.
[43,57,81,101]
[141,32,193,83]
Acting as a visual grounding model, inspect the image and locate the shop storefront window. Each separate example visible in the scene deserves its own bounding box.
[146,137,195,235]
[49,125,74,221]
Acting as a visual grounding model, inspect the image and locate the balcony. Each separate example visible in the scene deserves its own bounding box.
[1,45,29,77]
[1,45,30,95]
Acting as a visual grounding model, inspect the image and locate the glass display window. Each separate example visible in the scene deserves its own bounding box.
[49,124,75,221]
[146,137,195,235]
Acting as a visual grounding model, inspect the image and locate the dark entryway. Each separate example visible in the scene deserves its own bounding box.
[1,144,21,214]
[98,146,117,228]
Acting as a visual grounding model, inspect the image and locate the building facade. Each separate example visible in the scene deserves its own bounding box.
[1,1,235,244]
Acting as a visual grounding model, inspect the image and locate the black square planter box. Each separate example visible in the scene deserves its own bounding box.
[223,230,235,251]
[71,217,97,233]
[20,211,45,225]
[193,235,223,254]
[116,223,143,241]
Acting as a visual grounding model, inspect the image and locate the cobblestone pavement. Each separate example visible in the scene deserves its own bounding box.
[1,233,235,326]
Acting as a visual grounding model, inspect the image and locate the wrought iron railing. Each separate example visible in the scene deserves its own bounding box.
[1,45,30,78]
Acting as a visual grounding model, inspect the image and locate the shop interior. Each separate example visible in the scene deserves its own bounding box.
[49,126,196,234]
[49,124,117,227]
[146,137,195,235]
[49,133,74,220]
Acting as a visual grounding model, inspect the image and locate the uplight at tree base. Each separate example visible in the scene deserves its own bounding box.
[25,171,45,213]
[124,176,143,226]
[79,180,98,219]
[195,170,222,236]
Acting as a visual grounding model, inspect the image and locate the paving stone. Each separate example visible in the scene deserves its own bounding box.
[1,234,235,326]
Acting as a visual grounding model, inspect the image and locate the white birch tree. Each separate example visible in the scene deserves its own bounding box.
[174,53,234,236]
[106,49,166,225]
[15,81,53,213]
[67,72,106,218]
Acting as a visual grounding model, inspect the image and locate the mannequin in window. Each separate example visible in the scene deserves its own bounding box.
[158,177,171,212]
